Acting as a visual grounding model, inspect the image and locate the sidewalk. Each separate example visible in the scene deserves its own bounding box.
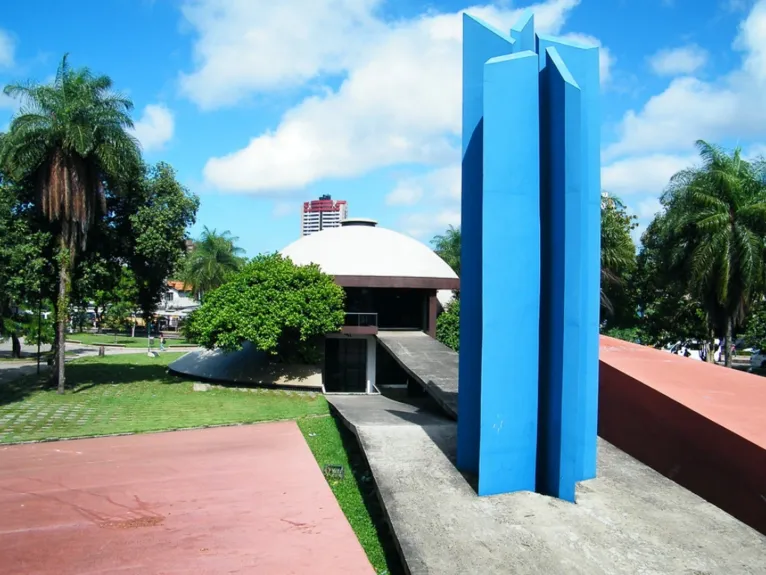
[0,342,199,386]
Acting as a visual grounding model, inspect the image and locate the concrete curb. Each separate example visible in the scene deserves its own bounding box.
[326,402,412,575]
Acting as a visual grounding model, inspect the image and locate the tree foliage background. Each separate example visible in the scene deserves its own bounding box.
[436,298,460,351]
[184,254,345,363]
[429,143,766,365]
[0,56,198,378]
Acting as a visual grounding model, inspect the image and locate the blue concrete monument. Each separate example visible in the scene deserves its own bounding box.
[457,11,601,501]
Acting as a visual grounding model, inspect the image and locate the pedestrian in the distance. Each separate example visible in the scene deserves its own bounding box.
[159,333,167,351]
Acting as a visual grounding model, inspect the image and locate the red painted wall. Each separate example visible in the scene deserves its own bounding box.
[598,336,766,535]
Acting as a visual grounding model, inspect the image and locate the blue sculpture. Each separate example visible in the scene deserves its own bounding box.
[457,11,601,501]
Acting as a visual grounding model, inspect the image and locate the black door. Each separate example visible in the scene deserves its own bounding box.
[324,338,367,392]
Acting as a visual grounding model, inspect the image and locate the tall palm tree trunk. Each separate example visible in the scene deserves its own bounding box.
[724,317,733,368]
[54,233,70,394]
[707,329,715,363]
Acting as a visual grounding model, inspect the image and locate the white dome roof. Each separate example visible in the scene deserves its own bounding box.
[281,221,458,279]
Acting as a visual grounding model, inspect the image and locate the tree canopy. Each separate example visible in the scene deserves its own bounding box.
[182,226,245,299]
[0,180,53,356]
[436,297,460,351]
[659,140,766,365]
[600,194,637,324]
[184,253,345,362]
[127,162,199,319]
[431,225,461,276]
[0,55,141,391]
[0,55,198,389]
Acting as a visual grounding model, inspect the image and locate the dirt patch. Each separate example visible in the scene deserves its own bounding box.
[99,516,164,529]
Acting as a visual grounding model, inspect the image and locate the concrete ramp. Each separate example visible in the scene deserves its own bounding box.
[376,330,458,418]
[327,394,766,575]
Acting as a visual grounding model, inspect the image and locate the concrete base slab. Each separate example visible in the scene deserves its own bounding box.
[328,394,766,575]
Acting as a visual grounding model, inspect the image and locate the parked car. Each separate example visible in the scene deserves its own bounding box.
[668,339,722,361]
[750,350,766,369]
[668,340,702,360]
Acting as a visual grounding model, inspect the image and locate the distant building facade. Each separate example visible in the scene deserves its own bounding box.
[160,281,199,330]
[300,194,348,237]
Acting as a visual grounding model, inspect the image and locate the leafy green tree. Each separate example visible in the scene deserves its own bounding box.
[183,226,245,299]
[99,268,138,340]
[431,225,461,276]
[0,181,52,357]
[0,55,141,392]
[23,307,55,348]
[70,247,121,332]
[126,162,199,320]
[661,140,766,366]
[436,298,460,351]
[600,194,638,328]
[743,299,766,351]
[635,214,709,348]
[103,301,133,341]
[602,326,641,343]
[184,253,345,362]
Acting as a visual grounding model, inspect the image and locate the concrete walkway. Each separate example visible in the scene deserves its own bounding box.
[0,422,375,575]
[327,394,766,575]
[376,330,458,418]
[0,341,201,386]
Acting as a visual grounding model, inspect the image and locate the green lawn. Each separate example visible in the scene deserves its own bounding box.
[299,417,403,575]
[67,332,192,347]
[0,353,327,443]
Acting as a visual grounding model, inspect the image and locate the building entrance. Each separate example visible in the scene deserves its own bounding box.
[324,337,368,392]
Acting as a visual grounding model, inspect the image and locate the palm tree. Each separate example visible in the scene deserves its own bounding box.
[600,194,637,314]
[0,55,141,393]
[662,140,766,367]
[431,225,461,276]
[182,227,245,299]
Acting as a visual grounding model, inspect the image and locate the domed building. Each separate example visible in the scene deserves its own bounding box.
[281,218,459,393]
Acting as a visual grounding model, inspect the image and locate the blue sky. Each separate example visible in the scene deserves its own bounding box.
[1,0,764,255]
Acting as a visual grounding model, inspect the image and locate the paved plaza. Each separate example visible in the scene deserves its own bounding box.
[0,422,374,575]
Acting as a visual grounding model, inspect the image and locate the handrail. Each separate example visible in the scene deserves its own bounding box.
[344,312,378,327]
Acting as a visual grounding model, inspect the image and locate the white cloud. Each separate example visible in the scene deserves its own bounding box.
[0,92,18,111]
[745,142,766,159]
[0,29,15,69]
[272,201,298,217]
[131,104,175,152]
[636,197,663,219]
[648,45,708,76]
[726,0,751,12]
[386,184,422,206]
[602,153,697,197]
[386,165,460,206]
[179,0,384,109]
[559,33,614,83]
[183,0,609,194]
[606,0,766,161]
[401,209,461,238]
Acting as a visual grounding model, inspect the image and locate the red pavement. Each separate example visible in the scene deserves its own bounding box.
[0,422,375,575]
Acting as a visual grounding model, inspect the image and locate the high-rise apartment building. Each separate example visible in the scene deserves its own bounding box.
[300,194,348,236]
